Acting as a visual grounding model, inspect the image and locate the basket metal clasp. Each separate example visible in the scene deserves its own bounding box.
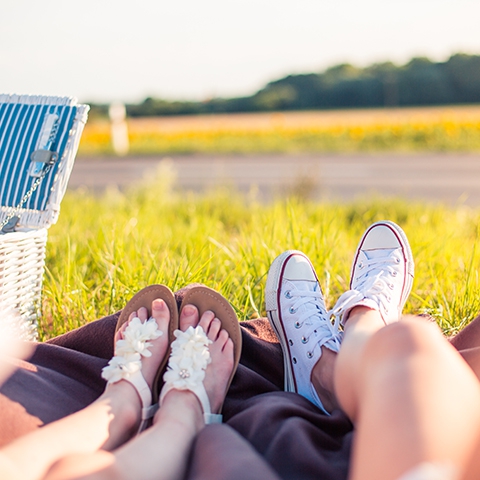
[29,150,59,177]
[0,215,20,234]
[28,112,60,177]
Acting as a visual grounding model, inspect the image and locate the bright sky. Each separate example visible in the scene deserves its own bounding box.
[1,0,479,103]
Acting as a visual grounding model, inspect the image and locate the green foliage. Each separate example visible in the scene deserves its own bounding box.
[40,172,480,340]
[84,103,109,120]
[251,84,298,111]
[108,53,480,117]
[127,97,206,116]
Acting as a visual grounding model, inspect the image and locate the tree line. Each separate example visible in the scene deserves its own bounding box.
[91,53,480,117]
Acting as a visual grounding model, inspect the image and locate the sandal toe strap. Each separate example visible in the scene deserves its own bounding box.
[204,413,223,424]
[123,371,158,431]
[124,369,152,411]
[142,403,159,421]
[160,326,222,425]
[102,316,164,433]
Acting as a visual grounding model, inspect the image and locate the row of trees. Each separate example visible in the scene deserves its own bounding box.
[93,54,480,117]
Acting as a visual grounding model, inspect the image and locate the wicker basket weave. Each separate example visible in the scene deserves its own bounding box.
[0,95,89,339]
[0,228,47,339]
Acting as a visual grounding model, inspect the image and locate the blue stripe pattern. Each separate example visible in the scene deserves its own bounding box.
[0,101,77,211]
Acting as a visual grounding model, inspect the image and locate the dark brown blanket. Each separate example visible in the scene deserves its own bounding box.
[0,287,353,480]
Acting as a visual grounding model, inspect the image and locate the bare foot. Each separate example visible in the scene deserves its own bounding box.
[158,304,234,421]
[101,299,171,433]
[120,299,171,390]
[197,308,235,414]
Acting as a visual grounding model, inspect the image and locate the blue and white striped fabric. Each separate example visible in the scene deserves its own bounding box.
[0,97,77,213]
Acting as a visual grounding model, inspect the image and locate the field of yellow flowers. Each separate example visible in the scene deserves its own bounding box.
[79,105,480,155]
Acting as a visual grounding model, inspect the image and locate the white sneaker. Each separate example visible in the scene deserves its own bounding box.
[331,221,414,325]
[265,250,342,414]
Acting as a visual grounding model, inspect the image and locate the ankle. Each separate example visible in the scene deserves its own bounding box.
[311,347,339,412]
[155,389,204,433]
[346,306,383,329]
[99,381,143,432]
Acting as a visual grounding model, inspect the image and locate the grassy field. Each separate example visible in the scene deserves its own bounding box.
[79,106,480,155]
[39,171,480,340]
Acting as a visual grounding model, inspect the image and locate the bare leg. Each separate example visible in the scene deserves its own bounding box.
[448,313,480,382]
[1,299,171,480]
[311,318,480,415]
[310,347,339,412]
[334,307,385,420]
[450,314,480,351]
[45,304,234,480]
[318,220,480,479]
[335,308,480,480]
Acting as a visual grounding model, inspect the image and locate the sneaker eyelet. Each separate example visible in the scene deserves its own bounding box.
[358,262,364,269]
[288,339,293,346]
[301,336,309,344]
[388,283,394,290]
[285,290,292,299]
[294,321,302,329]
[289,307,297,314]
[307,352,313,359]
[387,295,392,302]
[395,257,401,264]
[293,357,297,364]
[391,271,398,277]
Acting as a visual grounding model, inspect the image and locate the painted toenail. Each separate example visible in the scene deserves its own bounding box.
[153,299,165,310]
[182,305,196,316]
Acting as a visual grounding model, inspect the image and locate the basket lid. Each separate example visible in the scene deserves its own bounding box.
[0,94,88,231]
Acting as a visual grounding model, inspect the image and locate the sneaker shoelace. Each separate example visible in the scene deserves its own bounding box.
[287,288,342,355]
[330,249,402,323]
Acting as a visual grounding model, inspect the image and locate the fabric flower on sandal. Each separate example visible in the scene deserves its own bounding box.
[163,326,212,390]
[102,316,163,384]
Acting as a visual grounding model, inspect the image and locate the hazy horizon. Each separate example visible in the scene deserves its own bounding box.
[2,0,479,103]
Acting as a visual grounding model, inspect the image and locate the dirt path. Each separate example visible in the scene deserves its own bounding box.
[71,153,480,206]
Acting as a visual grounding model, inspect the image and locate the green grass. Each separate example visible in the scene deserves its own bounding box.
[39,173,480,340]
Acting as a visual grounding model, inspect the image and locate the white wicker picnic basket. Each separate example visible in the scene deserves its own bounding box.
[0,95,89,339]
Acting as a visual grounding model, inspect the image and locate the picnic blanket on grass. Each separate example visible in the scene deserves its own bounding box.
[0,285,353,480]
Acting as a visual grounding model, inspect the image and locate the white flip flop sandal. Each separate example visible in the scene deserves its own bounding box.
[102,315,163,431]
[159,324,223,424]
[102,285,179,433]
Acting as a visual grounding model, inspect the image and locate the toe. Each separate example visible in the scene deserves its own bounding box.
[206,318,221,341]
[198,310,215,334]
[116,320,129,342]
[151,299,170,332]
[137,307,148,321]
[180,304,200,331]
[223,336,234,355]
[215,329,230,350]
